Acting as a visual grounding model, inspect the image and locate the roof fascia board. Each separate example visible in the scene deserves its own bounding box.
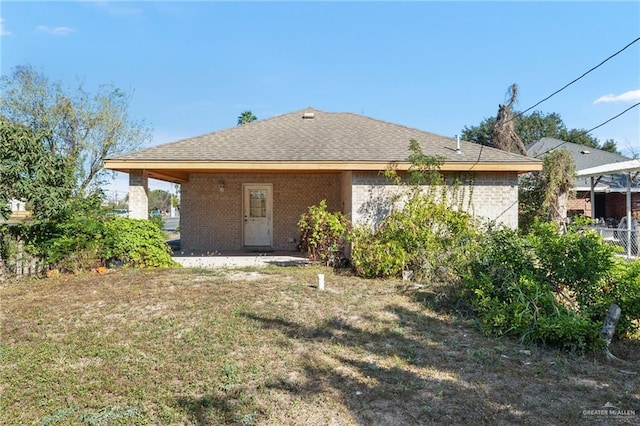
[104,160,542,173]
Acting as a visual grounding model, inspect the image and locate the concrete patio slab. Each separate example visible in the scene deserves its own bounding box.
[172,252,310,268]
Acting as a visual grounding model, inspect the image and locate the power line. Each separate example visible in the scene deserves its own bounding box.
[468,101,639,163]
[513,36,640,122]
[585,102,640,134]
[465,37,640,166]
[533,102,640,158]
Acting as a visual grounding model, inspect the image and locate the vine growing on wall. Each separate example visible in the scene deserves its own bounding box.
[352,139,480,280]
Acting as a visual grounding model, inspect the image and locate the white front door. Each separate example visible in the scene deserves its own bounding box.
[243,184,273,247]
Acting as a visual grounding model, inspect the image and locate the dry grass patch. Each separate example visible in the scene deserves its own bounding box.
[1,266,638,425]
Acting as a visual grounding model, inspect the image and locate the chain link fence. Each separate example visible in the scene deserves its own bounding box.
[590,226,639,259]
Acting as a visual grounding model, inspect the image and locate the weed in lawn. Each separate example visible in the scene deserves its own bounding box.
[391,326,405,337]
[495,344,507,355]
[221,363,238,391]
[471,347,492,365]
[177,390,262,426]
[238,412,258,425]
[421,404,432,415]
[401,345,422,364]
[39,406,80,426]
[39,405,144,426]
[551,356,571,379]
[447,339,462,350]
[78,406,145,426]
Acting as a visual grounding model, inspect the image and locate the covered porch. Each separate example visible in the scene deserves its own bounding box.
[118,167,352,253]
[577,159,640,258]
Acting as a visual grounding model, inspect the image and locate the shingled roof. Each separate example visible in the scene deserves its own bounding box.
[528,137,640,192]
[105,108,541,182]
[527,137,632,171]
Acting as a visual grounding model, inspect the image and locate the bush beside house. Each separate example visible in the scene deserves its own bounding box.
[1,209,177,276]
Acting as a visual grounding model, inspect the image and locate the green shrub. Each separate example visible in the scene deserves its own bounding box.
[352,138,477,281]
[351,227,406,278]
[460,222,639,353]
[5,192,176,273]
[20,194,107,272]
[600,259,640,337]
[351,192,479,281]
[527,221,615,298]
[46,215,105,271]
[148,214,164,231]
[297,200,350,264]
[469,264,600,352]
[0,225,18,265]
[19,215,176,272]
[102,217,177,268]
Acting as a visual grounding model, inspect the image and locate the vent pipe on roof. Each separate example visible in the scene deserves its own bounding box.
[302,112,315,119]
[455,134,462,154]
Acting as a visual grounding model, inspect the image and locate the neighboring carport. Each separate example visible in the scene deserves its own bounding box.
[577,159,640,258]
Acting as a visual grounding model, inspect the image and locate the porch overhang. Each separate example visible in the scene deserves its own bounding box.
[576,159,640,178]
[103,159,543,183]
[574,159,640,259]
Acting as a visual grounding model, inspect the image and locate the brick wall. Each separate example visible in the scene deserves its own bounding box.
[466,172,520,228]
[570,191,640,222]
[180,173,341,252]
[351,171,520,229]
[180,170,521,253]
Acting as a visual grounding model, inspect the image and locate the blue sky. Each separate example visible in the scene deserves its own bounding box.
[1,1,639,196]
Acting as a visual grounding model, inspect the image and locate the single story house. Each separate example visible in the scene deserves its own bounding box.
[104,108,541,253]
[527,137,640,223]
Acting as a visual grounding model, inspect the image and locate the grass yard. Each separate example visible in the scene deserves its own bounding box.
[1,266,639,425]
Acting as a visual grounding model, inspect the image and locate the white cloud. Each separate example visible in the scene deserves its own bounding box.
[593,90,640,104]
[0,18,11,36]
[36,25,75,36]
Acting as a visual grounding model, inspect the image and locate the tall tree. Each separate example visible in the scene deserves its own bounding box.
[516,111,568,146]
[237,110,257,126]
[462,109,618,153]
[0,65,151,194]
[599,138,620,154]
[0,118,74,220]
[148,189,172,213]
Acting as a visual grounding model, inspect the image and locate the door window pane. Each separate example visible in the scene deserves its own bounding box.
[249,189,267,217]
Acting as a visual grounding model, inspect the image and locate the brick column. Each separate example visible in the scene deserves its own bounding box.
[129,170,149,219]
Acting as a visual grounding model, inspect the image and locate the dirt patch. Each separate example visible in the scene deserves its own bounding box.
[227,271,266,281]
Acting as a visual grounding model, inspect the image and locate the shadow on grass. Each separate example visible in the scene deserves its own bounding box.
[175,395,219,426]
[176,392,260,426]
[240,306,524,425]
[173,300,638,425]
